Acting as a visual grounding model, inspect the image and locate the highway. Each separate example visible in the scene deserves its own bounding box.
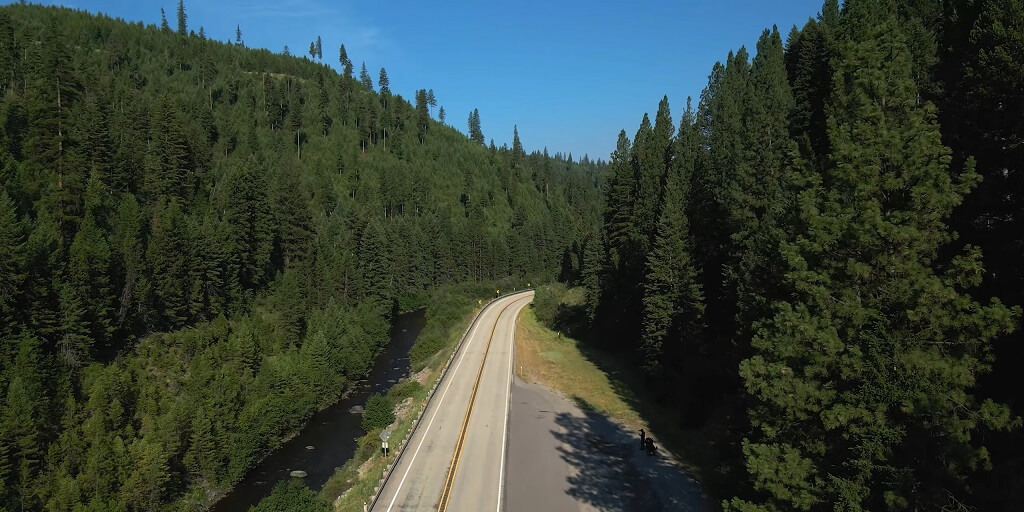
[372,291,533,512]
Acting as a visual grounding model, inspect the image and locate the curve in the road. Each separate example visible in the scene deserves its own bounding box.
[436,296,520,512]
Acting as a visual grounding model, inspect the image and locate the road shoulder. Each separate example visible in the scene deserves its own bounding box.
[507,306,710,512]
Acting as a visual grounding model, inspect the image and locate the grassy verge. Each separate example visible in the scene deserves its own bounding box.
[323,284,520,511]
[516,305,643,426]
[515,304,720,487]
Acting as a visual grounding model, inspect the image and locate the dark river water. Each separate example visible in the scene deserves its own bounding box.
[210,308,426,511]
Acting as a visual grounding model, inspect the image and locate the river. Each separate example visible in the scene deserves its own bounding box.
[210,308,427,511]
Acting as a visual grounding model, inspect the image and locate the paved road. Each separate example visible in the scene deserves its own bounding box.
[373,291,533,512]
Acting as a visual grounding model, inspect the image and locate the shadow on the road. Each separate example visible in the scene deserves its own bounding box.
[552,401,707,512]
[566,332,740,505]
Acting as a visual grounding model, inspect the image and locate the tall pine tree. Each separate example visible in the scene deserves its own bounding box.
[639,99,704,394]
[729,5,1020,510]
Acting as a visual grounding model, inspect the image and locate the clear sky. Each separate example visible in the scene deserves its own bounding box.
[32,0,827,161]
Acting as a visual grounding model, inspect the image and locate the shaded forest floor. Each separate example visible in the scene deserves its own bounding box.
[515,306,731,509]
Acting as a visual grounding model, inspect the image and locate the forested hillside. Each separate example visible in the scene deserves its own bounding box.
[569,0,1023,510]
[0,3,601,510]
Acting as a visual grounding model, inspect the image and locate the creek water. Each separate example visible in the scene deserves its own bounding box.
[210,308,426,511]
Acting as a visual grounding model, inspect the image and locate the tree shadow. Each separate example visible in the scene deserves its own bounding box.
[552,401,708,511]
[536,298,742,505]
[552,323,741,506]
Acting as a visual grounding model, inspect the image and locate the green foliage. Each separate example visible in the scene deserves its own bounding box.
[589,1,1024,510]
[409,288,475,370]
[467,108,484,145]
[531,283,568,327]
[729,11,1020,510]
[361,393,395,433]
[639,99,704,385]
[0,191,23,330]
[387,379,425,402]
[250,480,329,512]
[176,0,186,36]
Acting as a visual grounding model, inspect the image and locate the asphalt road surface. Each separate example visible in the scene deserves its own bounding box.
[372,291,533,512]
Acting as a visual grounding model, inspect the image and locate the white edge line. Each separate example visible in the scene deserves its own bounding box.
[497,297,529,512]
[383,294,508,512]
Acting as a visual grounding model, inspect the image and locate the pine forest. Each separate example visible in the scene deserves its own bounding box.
[1,0,1022,511]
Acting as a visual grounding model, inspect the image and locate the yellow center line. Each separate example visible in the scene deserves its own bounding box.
[436,296,524,512]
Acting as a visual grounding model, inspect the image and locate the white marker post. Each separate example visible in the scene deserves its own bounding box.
[380,428,392,457]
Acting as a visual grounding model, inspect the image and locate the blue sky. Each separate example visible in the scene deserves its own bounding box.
[33,0,826,161]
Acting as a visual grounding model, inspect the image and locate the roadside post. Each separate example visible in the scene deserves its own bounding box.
[380,427,392,457]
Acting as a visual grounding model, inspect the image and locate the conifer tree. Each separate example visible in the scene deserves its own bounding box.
[184,407,218,482]
[0,11,16,92]
[512,125,524,166]
[0,191,23,330]
[289,95,303,158]
[730,6,1020,510]
[235,25,243,46]
[144,96,192,200]
[639,99,704,386]
[415,89,429,143]
[0,333,45,510]
[731,26,800,340]
[603,130,634,252]
[69,212,114,349]
[176,0,187,36]
[223,160,274,297]
[339,44,352,78]
[598,130,636,334]
[634,97,674,252]
[378,67,390,94]
[160,8,170,32]
[110,195,146,332]
[2,375,40,509]
[580,227,602,322]
[23,214,61,344]
[146,197,190,329]
[315,35,322,60]
[271,165,313,269]
[316,70,330,137]
[122,435,169,511]
[467,108,484,145]
[359,62,373,90]
[438,106,445,124]
[688,49,750,369]
[786,4,839,171]
[188,216,229,321]
[358,220,392,308]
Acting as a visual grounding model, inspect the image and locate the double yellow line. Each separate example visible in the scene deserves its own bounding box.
[436,296,523,512]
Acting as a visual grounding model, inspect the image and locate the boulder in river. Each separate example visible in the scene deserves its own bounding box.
[289,470,307,478]
[349,405,364,414]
